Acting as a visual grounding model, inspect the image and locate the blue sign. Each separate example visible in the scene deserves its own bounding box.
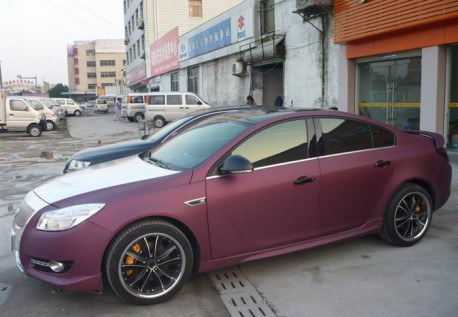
[187,18,232,59]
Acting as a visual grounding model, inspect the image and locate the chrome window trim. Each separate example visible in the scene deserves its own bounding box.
[318,145,396,159]
[206,157,319,180]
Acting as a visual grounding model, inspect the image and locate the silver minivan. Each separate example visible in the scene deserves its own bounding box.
[52,98,82,117]
[144,92,210,127]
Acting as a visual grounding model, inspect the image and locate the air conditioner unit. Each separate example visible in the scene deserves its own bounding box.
[232,62,245,77]
[296,0,332,12]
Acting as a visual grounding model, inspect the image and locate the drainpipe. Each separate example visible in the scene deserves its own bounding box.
[320,14,326,108]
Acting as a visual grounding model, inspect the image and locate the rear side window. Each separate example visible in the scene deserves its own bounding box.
[167,95,182,105]
[320,118,372,155]
[55,100,65,105]
[148,95,165,105]
[371,125,395,148]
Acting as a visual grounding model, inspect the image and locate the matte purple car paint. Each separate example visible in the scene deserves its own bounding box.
[14,110,452,294]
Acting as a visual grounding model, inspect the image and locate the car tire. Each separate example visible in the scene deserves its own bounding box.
[105,220,193,305]
[380,183,432,247]
[154,116,166,128]
[74,110,82,116]
[134,113,144,123]
[27,124,42,137]
[46,120,56,131]
[128,118,135,122]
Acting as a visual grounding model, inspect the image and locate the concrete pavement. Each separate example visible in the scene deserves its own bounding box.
[0,111,457,316]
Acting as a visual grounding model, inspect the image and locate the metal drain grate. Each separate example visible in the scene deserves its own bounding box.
[208,267,276,317]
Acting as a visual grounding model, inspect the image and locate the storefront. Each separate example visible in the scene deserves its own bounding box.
[448,46,458,148]
[335,0,458,145]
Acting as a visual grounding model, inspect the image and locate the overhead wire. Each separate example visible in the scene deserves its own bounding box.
[43,0,122,38]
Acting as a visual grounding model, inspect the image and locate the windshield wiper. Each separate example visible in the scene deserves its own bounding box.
[149,156,169,169]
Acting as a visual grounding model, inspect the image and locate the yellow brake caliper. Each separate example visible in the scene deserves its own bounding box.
[125,242,141,277]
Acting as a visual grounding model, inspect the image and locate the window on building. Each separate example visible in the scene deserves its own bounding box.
[87,72,97,78]
[187,66,199,94]
[87,61,96,67]
[74,68,79,75]
[171,72,179,91]
[189,0,202,17]
[140,1,144,19]
[102,83,115,88]
[128,21,131,35]
[101,72,116,78]
[75,78,80,85]
[100,60,116,66]
[260,0,275,34]
[88,84,96,90]
[86,50,95,56]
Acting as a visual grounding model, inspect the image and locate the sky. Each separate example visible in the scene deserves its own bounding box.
[0,0,124,85]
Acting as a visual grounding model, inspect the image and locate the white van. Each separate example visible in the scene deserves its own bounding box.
[0,91,47,137]
[94,99,108,114]
[24,97,60,131]
[52,98,82,117]
[144,92,210,127]
[121,93,147,122]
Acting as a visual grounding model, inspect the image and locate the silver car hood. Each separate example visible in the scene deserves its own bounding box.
[34,155,178,205]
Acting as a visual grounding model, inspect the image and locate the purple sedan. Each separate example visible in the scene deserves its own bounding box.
[11,109,451,304]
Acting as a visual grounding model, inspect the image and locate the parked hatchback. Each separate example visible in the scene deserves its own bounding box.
[11,109,451,305]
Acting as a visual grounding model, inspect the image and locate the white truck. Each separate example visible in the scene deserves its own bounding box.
[0,90,47,137]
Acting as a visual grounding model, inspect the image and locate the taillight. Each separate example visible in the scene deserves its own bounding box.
[127,96,131,103]
[437,148,449,162]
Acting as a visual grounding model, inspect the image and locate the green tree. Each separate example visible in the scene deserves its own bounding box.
[49,83,69,98]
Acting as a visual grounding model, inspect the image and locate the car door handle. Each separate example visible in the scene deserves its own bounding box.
[294,176,315,185]
[374,160,391,168]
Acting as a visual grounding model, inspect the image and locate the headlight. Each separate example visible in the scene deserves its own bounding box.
[37,203,106,231]
[67,159,91,170]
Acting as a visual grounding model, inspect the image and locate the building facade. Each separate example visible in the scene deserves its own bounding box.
[67,40,127,95]
[125,0,457,145]
[123,0,245,91]
[335,0,458,148]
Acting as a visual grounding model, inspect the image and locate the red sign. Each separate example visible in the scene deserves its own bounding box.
[126,64,146,85]
[150,27,179,77]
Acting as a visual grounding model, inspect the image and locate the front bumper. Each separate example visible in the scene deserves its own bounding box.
[11,192,111,292]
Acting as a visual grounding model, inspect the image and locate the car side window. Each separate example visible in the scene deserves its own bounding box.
[133,96,144,103]
[232,119,308,168]
[149,95,165,105]
[68,100,75,105]
[56,100,64,105]
[320,118,372,155]
[167,95,182,105]
[185,95,200,105]
[371,124,395,147]
[9,100,28,111]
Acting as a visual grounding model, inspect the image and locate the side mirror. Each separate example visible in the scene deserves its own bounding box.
[197,101,202,105]
[219,155,253,175]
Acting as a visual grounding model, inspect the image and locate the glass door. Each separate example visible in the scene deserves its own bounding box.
[357,57,421,130]
[448,46,458,148]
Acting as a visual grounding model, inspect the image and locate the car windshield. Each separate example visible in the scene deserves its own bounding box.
[146,119,250,171]
[26,99,43,110]
[145,116,193,142]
